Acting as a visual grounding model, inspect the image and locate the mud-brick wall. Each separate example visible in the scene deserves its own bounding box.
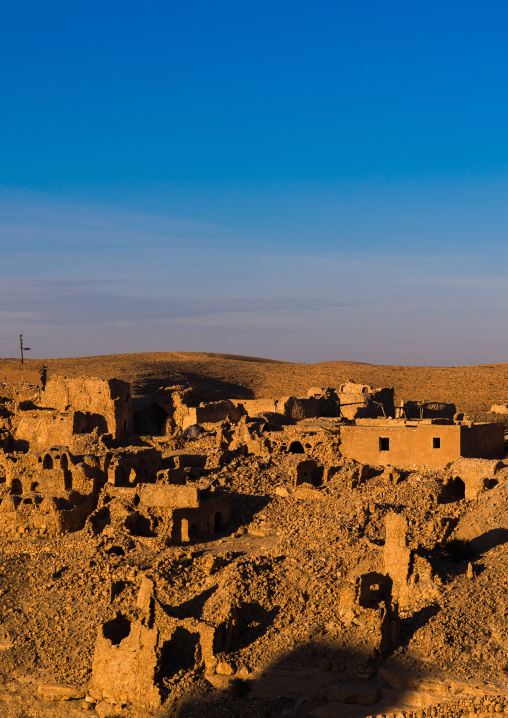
[233,398,277,415]
[0,368,42,386]
[14,411,74,449]
[170,493,231,543]
[340,424,463,467]
[91,618,161,709]
[184,400,244,429]
[0,494,95,537]
[140,484,201,508]
[41,376,133,439]
[460,422,505,459]
[0,497,65,537]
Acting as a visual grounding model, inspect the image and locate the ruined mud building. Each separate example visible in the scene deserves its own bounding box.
[0,370,507,716]
[1,372,502,564]
[0,375,231,543]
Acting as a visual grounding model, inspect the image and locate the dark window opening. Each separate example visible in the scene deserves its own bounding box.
[433,437,441,449]
[42,454,53,470]
[358,572,393,609]
[102,613,131,645]
[288,441,305,454]
[379,437,390,451]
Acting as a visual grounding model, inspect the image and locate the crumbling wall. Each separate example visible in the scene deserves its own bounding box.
[232,398,278,415]
[40,376,133,438]
[229,416,271,457]
[105,447,161,486]
[0,492,95,538]
[276,389,339,421]
[339,571,399,655]
[384,512,412,602]
[180,400,245,430]
[0,368,42,386]
[91,614,162,709]
[14,410,74,449]
[384,512,438,608]
[91,576,239,711]
[338,381,394,420]
[138,484,232,544]
[399,400,456,420]
[451,457,503,501]
[5,448,100,496]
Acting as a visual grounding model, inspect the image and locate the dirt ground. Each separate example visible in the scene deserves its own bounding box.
[1,353,508,717]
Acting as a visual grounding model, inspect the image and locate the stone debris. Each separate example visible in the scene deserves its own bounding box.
[0,368,506,716]
[37,682,86,701]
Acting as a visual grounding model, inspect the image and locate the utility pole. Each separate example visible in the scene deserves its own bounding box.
[19,334,30,364]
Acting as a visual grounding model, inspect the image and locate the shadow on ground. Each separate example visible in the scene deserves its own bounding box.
[133,370,255,403]
[160,639,474,718]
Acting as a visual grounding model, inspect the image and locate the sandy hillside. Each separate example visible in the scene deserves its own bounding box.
[1,352,508,414]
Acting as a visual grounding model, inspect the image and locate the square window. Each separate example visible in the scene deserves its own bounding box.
[379,437,390,451]
[433,437,441,449]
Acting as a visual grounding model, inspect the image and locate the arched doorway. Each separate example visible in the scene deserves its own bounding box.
[288,441,305,454]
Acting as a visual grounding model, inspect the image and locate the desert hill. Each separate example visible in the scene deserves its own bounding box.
[1,352,508,414]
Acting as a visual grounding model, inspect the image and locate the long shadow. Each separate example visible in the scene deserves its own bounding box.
[161,585,218,620]
[398,603,441,647]
[469,527,508,555]
[232,604,280,651]
[177,492,272,546]
[163,639,472,718]
[133,370,255,403]
[227,493,272,536]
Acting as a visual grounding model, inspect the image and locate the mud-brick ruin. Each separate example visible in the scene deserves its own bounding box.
[3,368,508,717]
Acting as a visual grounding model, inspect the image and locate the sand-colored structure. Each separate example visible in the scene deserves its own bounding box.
[0,361,507,717]
[340,418,504,467]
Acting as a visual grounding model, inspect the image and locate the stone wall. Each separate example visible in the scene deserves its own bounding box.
[40,376,133,438]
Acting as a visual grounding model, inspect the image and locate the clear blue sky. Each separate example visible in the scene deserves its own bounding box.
[2,1,508,364]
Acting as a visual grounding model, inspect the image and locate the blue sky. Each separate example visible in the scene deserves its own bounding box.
[1,1,508,364]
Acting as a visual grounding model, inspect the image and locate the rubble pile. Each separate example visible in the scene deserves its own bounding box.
[0,373,507,717]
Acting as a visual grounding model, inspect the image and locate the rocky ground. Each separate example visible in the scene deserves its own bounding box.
[1,353,508,716]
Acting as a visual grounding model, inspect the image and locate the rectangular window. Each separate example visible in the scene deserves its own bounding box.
[379,437,390,451]
[433,437,441,449]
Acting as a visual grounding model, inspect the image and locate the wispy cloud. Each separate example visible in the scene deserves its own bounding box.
[3,188,508,364]
[0,276,353,326]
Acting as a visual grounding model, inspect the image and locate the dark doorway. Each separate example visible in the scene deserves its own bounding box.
[10,479,22,495]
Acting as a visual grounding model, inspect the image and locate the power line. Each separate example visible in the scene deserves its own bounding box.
[0,336,18,341]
